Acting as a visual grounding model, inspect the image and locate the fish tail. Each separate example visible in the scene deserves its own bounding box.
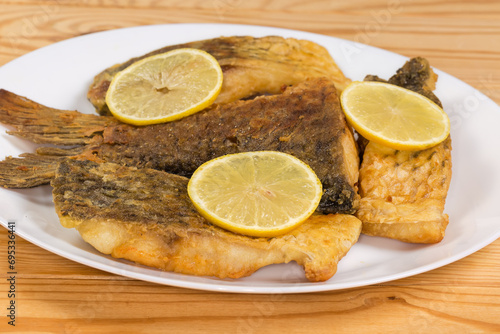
[0,89,117,145]
[0,147,83,188]
[0,89,115,188]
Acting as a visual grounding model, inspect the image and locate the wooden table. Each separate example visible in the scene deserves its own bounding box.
[0,1,499,332]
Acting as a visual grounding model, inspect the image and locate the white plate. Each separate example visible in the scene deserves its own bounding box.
[0,24,499,294]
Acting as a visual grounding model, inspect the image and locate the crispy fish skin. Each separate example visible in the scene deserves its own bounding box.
[357,57,452,243]
[88,35,351,115]
[52,159,362,281]
[356,138,451,243]
[0,78,360,215]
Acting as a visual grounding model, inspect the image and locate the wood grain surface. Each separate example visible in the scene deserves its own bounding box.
[0,0,499,333]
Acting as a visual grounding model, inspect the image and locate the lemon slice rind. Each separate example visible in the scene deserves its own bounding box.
[187,151,323,237]
[106,48,223,126]
[340,81,450,150]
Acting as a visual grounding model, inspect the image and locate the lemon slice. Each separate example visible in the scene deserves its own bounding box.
[340,81,450,150]
[105,48,223,125]
[187,151,323,237]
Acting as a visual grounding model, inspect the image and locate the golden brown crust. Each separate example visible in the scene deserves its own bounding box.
[74,214,362,282]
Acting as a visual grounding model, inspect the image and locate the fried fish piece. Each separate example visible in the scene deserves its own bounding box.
[0,78,359,214]
[52,159,362,282]
[88,35,351,115]
[357,57,452,243]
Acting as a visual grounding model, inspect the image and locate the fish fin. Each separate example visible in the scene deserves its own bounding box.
[0,145,84,188]
[0,89,118,145]
[0,154,65,188]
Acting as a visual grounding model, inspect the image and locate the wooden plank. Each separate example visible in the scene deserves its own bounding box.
[0,277,499,332]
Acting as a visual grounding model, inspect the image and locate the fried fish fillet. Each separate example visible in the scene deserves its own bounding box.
[88,36,351,115]
[0,78,360,214]
[52,159,362,282]
[356,57,452,243]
